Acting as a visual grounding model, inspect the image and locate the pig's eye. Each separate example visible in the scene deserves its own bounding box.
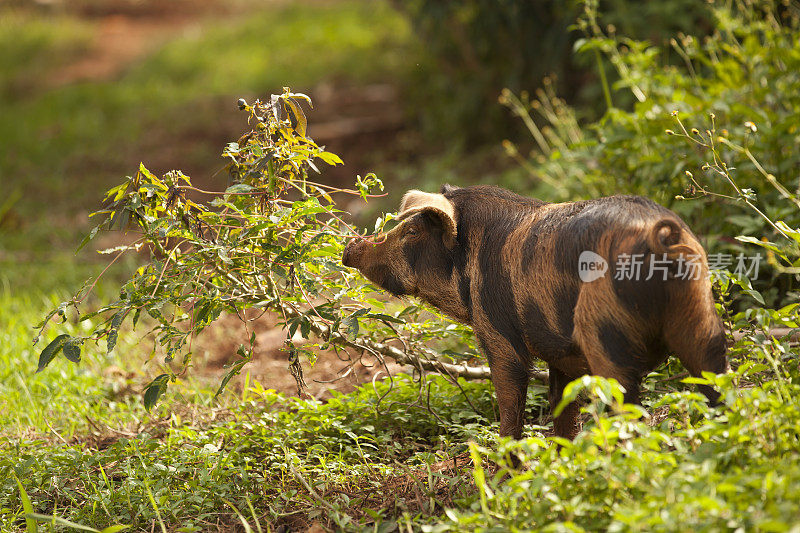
[403,227,419,239]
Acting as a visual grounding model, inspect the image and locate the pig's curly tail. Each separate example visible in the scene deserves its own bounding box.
[649,219,704,260]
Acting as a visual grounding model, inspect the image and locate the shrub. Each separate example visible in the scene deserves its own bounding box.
[506,1,799,221]
[433,364,800,532]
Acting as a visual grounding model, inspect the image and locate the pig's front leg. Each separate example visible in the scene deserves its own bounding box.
[480,337,530,440]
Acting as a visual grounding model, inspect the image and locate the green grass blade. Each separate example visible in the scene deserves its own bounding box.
[27,513,99,532]
[99,526,130,533]
[13,473,38,533]
[223,499,253,533]
[143,483,167,533]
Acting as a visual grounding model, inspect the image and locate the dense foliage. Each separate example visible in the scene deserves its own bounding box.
[439,368,800,532]
[501,0,800,306]
[5,351,800,531]
[504,0,800,239]
[394,0,711,145]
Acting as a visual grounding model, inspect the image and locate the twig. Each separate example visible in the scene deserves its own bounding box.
[277,299,549,384]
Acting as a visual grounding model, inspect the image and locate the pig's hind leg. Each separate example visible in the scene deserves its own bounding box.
[573,327,644,406]
[662,282,729,405]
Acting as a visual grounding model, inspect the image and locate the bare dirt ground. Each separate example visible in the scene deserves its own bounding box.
[192,313,407,400]
[41,0,411,399]
[42,0,233,87]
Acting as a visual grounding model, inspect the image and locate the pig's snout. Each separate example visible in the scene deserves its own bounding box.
[342,240,364,268]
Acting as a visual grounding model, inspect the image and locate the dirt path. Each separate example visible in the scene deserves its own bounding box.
[48,15,192,87]
[44,0,231,87]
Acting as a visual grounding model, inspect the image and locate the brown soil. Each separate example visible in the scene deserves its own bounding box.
[44,0,234,87]
[191,312,408,400]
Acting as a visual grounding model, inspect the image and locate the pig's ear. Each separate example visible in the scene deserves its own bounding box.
[398,190,457,248]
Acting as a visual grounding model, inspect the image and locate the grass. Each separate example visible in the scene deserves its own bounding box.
[4,299,800,531]
[0,281,200,442]
[0,273,532,530]
[0,10,93,100]
[0,279,506,529]
[1,372,500,531]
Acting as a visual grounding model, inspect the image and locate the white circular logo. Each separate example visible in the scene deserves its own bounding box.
[578,251,608,283]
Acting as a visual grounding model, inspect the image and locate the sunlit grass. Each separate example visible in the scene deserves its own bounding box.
[0,9,94,99]
[0,283,216,440]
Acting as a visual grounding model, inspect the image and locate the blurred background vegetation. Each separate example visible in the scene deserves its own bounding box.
[0,0,726,248]
[3,0,796,300]
[2,0,800,530]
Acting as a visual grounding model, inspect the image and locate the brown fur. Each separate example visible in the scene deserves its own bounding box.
[343,185,728,440]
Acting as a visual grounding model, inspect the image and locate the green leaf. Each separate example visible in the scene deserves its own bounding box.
[735,235,784,255]
[107,308,127,354]
[78,310,100,322]
[33,302,67,334]
[99,527,130,533]
[76,225,100,253]
[317,151,344,166]
[225,184,254,195]
[106,330,119,354]
[743,288,766,305]
[27,513,103,532]
[62,339,82,364]
[774,221,800,244]
[215,359,249,399]
[143,374,170,411]
[682,376,712,385]
[288,318,300,339]
[344,316,359,340]
[300,316,311,339]
[341,308,370,340]
[367,312,404,324]
[36,334,70,373]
